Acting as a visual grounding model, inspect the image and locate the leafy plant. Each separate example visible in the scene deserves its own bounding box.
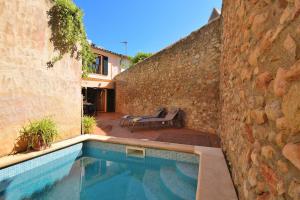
[47,0,95,77]
[129,52,153,65]
[83,116,96,134]
[20,117,58,150]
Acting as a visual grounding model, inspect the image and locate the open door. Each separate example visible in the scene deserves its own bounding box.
[106,89,115,112]
[97,89,106,112]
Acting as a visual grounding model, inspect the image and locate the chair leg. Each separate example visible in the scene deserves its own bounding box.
[131,122,136,132]
[124,120,130,127]
[127,120,133,127]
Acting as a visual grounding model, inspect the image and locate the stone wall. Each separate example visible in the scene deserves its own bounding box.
[220,0,300,199]
[115,19,221,133]
[0,0,82,157]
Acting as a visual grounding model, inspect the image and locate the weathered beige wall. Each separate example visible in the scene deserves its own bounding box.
[115,19,221,133]
[220,0,300,199]
[0,0,82,156]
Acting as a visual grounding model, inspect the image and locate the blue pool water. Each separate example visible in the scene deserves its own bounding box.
[0,141,199,200]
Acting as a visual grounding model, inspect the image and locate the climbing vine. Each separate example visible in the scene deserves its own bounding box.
[47,0,95,77]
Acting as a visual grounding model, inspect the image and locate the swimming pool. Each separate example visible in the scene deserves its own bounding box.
[0,141,199,200]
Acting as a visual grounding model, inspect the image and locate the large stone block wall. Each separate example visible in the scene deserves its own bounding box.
[220,0,300,199]
[115,19,221,133]
[0,0,82,157]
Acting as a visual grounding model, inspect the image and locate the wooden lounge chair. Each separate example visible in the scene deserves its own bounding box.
[120,107,166,127]
[129,108,182,131]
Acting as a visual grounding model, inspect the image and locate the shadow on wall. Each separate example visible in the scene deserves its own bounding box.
[177,108,186,128]
[11,135,29,154]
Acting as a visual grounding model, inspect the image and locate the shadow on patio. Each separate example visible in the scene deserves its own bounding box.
[93,113,220,147]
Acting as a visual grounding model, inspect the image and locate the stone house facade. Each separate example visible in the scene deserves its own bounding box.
[82,46,130,113]
[0,0,299,199]
[115,2,300,199]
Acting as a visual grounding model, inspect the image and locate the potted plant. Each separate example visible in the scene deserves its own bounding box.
[20,117,58,151]
[83,115,96,134]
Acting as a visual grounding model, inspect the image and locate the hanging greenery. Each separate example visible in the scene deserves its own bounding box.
[47,0,95,77]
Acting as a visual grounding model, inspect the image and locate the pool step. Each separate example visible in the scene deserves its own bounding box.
[160,166,197,200]
[81,171,131,199]
[125,176,147,200]
[176,162,198,184]
[143,170,170,200]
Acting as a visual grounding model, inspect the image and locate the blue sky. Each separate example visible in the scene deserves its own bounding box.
[73,0,222,56]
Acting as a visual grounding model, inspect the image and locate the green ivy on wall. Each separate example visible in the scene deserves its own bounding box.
[47,0,95,77]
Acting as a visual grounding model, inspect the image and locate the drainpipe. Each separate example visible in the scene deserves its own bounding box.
[110,62,113,80]
[81,87,87,135]
[81,94,83,135]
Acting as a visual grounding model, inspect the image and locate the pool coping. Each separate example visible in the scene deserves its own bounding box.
[0,134,237,200]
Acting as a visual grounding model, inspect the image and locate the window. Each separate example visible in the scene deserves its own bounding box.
[91,56,100,73]
[102,56,108,75]
[91,55,109,75]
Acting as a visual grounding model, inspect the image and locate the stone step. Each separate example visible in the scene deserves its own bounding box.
[160,166,197,200]
[176,162,199,184]
[125,176,147,200]
[81,171,131,199]
[142,170,170,200]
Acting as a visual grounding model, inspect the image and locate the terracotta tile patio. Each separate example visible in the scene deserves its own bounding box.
[93,113,220,148]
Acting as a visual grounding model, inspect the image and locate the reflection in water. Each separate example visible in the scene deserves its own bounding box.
[0,145,198,200]
[84,158,107,181]
[0,179,13,200]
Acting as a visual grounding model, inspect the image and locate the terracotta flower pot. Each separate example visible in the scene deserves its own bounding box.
[13,135,29,153]
[32,136,47,151]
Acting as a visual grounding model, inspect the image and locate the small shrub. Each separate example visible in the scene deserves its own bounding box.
[20,117,58,150]
[129,52,153,66]
[47,0,95,77]
[83,116,96,134]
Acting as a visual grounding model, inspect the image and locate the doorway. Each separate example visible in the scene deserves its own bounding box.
[82,88,115,114]
[106,89,115,112]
